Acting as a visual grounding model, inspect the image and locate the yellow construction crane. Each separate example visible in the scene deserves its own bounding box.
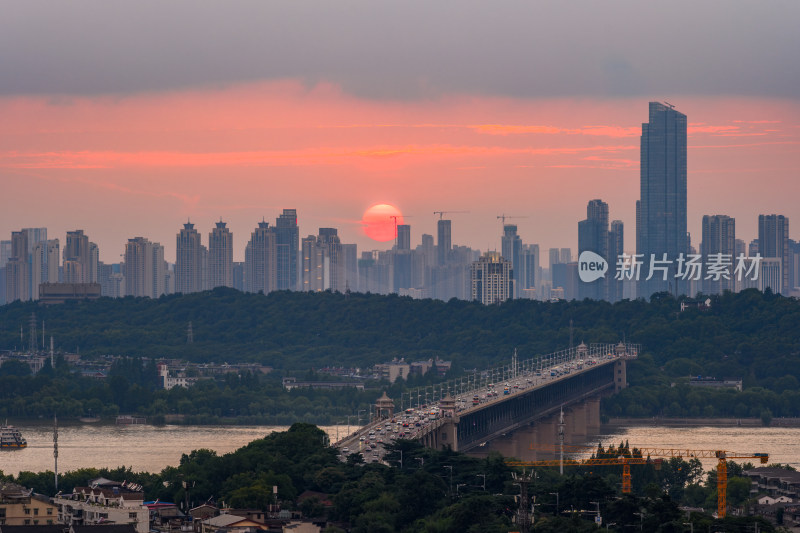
[508,446,768,518]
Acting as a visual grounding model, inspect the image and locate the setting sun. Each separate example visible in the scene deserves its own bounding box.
[362,203,403,242]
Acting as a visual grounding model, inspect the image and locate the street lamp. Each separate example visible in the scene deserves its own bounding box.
[549,492,559,515]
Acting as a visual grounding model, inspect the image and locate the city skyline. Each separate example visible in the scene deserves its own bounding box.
[1,3,798,264]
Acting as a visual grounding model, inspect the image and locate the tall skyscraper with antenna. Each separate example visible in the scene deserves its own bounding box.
[209,220,233,288]
[176,221,204,294]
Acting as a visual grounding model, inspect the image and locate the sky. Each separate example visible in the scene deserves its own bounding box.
[2,1,799,263]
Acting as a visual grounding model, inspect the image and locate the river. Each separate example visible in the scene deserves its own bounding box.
[1,422,798,477]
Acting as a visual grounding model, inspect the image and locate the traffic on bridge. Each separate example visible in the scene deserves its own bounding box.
[335,342,639,464]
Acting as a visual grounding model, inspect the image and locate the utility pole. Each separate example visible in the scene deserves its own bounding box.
[53,413,59,491]
[558,406,565,475]
[512,470,533,533]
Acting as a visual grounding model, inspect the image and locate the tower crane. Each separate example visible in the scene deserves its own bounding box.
[433,210,469,220]
[497,214,529,226]
[508,445,768,518]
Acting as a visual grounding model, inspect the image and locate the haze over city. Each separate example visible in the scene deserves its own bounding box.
[2,1,799,264]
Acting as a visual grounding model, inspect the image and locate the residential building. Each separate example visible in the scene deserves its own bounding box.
[437,219,451,266]
[5,231,29,303]
[176,221,204,294]
[470,251,513,305]
[244,220,276,294]
[578,199,609,301]
[701,215,736,295]
[758,214,790,295]
[0,482,58,526]
[501,225,522,297]
[275,209,300,291]
[208,220,233,288]
[124,237,165,298]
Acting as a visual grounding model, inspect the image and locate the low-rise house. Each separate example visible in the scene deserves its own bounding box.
[0,483,58,526]
[200,514,265,533]
[53,481,148,533]
[745,467,800,501]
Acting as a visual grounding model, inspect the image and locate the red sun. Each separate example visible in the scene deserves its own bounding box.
[362,204,403,242]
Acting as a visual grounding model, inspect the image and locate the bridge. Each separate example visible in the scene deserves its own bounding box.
[335,342,639,463]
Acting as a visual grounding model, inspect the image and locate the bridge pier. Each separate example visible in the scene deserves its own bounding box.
[586,397,601,435]
[565,404,587,445]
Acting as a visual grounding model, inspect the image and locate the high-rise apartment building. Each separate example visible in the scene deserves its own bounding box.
[637,102,689,298]
[63,230,96,284]
[244,220,276,294]
[520,244,540,292]
[578,199,610,301]
[124,237,165,298]
[302,228,346,292]
[208,220,233,289]
[701,215,736,295]
[470,251,513,305]
[437,219,451,266]
[275,209,299,291]
[758,214,790,295]
[5,231,29,302]
[397,224,411,251]
[501,225,522,297]
[176,221,204,294]
[608,220,624,302]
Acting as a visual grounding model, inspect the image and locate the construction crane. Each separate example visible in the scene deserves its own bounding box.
[508,446,769,518]
[497,214,529,226]
[433,210,469,220]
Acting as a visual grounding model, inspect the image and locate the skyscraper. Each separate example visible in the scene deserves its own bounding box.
[275,209,299,291]
[5,231,29,302]
[578,199,609,301]
[500,224,522,297]
[608,220,624,302]
[758,214,790,295]
[244,220,276,294]
[176,221,204,294]
[397,224,411,251]
[302,228,345,292]
[520,244,540,292]
[124,237,165,298]
[638,102,688,298]
[437,219,451,266]
[209,220,233,288]
[701,215,736,295]
[470,251,513,305]
[63,230,94,284]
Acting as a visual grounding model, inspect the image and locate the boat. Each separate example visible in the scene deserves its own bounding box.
[116,415,146,425]
[0,424,27,449]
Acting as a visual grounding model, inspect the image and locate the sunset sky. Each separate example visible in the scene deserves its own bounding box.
[2,1,799,263]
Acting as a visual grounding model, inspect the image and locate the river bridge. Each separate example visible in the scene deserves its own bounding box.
[335,342,639,462]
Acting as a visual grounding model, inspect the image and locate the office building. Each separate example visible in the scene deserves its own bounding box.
[176,221,205,294]
[637,102,689,298]
[701,215,736,295]
[275,208,299,290]
[758,214,790,295]
[208,220,233,288]
[759,258,783,294]
[397,224,411,251]
[470,251,513,305]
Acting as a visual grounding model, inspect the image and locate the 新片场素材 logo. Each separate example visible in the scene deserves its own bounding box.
[578,251,608,283]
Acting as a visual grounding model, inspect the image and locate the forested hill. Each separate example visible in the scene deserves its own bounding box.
[1,289,798,390]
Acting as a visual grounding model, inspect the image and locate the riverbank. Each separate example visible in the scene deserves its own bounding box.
[605,417,800,428]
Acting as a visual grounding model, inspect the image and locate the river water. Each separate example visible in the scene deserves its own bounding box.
[1,422,797,477]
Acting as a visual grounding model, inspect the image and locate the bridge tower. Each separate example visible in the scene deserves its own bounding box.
[374,391,395,421]
[614,342,628,392]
